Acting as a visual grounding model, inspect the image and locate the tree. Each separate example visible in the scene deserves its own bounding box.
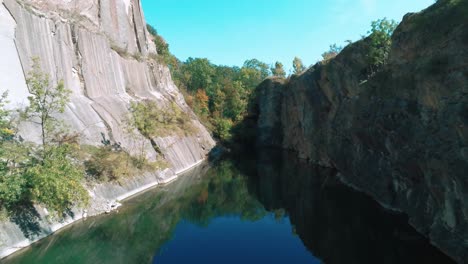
[194,89,209,115]
[0,92,14,141]
[224,81,248,122]
[146,24,158,36]
[0,90,88,215]
[155,35,170,57]
[292,57,306,74]
[367,18,398,72]
[243,59,270,80]
[271,62,286,77]
[23,58,71,146]
[0,92,27,209]
[26,144,89,214]
[321,44,343,61]
[239,59,270,89]
[182,58,215,91]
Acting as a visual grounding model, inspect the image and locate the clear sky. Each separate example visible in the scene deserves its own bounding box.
[141,0,434,70]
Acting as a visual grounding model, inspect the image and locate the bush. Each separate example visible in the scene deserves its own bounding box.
[25,145,89,215]
[130,100,197,138]
[83,146,167,183]
[321,44,343,62]
[213,118,233,141]
[0,64,89,216]
[367,18,398,72]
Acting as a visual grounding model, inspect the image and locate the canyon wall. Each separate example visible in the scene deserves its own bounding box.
[254,1,467,262]
[0,0,215,258]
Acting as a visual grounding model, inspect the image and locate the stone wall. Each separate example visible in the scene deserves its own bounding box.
[0,0,215,258]
[254,1,467,262]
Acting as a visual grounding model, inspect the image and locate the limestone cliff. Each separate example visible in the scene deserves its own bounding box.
[254,1,467,262]
[0,0,215,258]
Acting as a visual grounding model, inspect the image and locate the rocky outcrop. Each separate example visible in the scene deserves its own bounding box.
[0,0,215,258]
[254,1,467,262]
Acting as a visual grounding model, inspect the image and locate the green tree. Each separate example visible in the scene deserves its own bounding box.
[271,62,286,77]
[0,63,90,216]
[146,24,158,36]
[0,92,14,141]
[23,58,71,146]
[224,81,248,122]
[292,57,306,74]
[213,118,233,141]
[367,18,398,72]
[26,144,89,214]
[182,58,215,91]
[239,59,270,89]
[0,92,27,210]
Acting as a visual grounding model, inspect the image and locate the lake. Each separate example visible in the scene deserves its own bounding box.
[3,150,455,264]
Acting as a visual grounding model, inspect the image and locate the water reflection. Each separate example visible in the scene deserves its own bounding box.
[4,150,455,264]
[249,149,455,264]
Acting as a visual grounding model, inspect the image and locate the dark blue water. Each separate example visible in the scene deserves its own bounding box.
[154,215,320,264]
[4,150,455,264]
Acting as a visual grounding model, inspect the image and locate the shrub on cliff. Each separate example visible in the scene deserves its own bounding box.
[130,100,196,138]
[271,62,286,77]
[25,144,89,214]
[292,57,306,74]
[83,145,167,183]
[321,44,343,62]
[367,18,398,73]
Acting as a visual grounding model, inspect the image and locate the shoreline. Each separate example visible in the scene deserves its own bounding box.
[0,158,207,260]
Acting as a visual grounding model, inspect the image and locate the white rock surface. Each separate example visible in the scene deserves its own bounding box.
[0,0,215,259]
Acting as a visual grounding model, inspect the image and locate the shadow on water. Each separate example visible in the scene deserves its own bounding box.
[3,149,456,264]
[236,148,455,264]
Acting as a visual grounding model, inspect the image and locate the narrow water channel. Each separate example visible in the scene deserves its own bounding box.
[3,150,455,264]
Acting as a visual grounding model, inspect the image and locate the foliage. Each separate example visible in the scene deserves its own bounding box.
[155,35,170,57]
[0,62,90,216]
[240,59,270,88]
[130,100,196,138]
[292,57,306,74]
[144,25,274,143]
[180,58,215,92]
[25,145,89,214]
[213,118,233,141]
[22,58,72,146]
[321,44,343,62]
[194,89,209,115]
[146,24,158,37]
[367,18,398,72]
[0,92,14,141]
[83,145,167,183]
[271,62,286,77]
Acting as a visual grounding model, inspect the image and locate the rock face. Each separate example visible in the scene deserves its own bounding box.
[254,1,467,262]
[0,0,215,258]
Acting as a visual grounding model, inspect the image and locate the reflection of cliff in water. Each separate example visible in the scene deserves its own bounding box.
[244,149,455,264]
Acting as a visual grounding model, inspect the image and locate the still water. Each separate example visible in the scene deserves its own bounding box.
[4,150,455,264]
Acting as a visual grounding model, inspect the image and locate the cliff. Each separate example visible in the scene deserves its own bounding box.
[0,0,214,258]
[254,1,467,262]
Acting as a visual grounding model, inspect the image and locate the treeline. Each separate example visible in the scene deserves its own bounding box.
[146,25,312,141]
[148,23,279,141]
[146,18,397,141]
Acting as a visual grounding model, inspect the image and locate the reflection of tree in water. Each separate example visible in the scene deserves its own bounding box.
[182,161,266,227]
[246,149,455,264]
[5,153,455,264]
[4,161,266,264]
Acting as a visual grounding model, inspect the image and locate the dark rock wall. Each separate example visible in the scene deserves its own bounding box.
[254,1,468,262]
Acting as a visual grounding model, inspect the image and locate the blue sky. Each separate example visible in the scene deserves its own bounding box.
[141,0,434,69]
